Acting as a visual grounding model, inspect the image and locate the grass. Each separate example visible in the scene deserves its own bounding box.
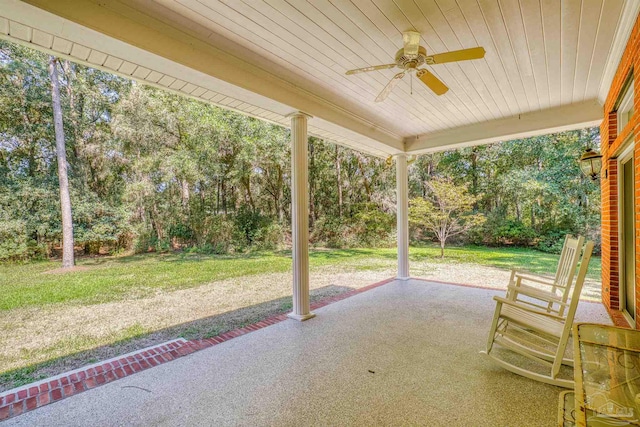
[0,245,600,312]
[0,244,601,391]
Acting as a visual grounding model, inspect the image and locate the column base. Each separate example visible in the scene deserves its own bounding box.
[396,276,411,281]
[287,312,316,321]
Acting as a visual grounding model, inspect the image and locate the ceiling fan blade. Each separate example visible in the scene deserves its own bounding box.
[416,69,449,95]
[428,47,486,64]
[345,63,396,75]
[402,31,421,57]
[375,72,405,103]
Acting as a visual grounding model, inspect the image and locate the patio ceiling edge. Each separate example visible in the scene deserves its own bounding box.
[405,100,603,154]
[15,0,404,157]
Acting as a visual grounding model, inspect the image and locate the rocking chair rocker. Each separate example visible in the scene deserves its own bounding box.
[481,235,594,388]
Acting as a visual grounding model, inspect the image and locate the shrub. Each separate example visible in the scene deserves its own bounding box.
[251,222,285,251]
[468,212,535,247]
[311,204,394,248]
[494,220,536,246]
[311,216,349,248]
[536,231,571,254]
[349,203,394,247]
[233,205,274,249]
[73,200,131,255]
[0,219,28,261]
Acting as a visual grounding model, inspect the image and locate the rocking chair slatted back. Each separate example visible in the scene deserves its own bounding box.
[507,235,584,317]
[553,235,582,294]
[550,235,584,317]
[482,236,594,389]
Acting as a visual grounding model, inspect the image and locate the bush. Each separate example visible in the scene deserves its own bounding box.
[0,219,28,261]
[73,199,131,255]
[185,242,228,255]
[311,204,394,248]
[311,216,348,248]
[251,222,285,251]
[233,205,276,249]
[468,212,535,247]
[349,203,394,247]
[133,231,171,253]
[169,222,195,243]
[188,214,234,253]
[494,220,536,246]
[536,231,571,254]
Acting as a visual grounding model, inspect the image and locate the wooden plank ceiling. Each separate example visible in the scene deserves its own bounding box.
[145,0,626,133]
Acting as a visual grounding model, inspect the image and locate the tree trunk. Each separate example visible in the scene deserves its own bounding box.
[277,165,284,223]
[471,147,478,210]
[440,239,445,258]
[222,180,227,215]
[530,204,535,229]
[181,179,190,210]
[335,146,343,218]
[309,140,316,226]
[241,175,255,211]
[216,177,221,215]
[355,153,372,202]
[49,57,75,268]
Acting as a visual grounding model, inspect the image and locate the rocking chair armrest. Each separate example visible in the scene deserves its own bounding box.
[506,284,568,307]
[513,272,556,287]
[493,296,566,321]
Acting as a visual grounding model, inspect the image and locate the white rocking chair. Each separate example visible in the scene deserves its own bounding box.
[481,235,594,388]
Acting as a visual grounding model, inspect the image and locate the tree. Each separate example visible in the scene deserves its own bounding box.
[409,178,485,258]
[0,37,602,260]
[48,57,75,268]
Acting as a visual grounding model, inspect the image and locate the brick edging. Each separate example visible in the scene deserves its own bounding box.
[0,277,395,422]
[606,308,632,328]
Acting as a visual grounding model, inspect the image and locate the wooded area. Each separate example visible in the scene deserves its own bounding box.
[0,41,601,262]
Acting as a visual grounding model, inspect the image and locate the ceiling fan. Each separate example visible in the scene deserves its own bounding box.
[345,31,486,102]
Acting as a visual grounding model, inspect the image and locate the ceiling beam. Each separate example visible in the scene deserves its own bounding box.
[20,0,404,152]
[405,100,603,154]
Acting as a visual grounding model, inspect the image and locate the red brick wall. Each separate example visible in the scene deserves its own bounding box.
[601,13,640,327]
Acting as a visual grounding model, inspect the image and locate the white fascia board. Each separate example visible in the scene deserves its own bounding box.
[598,0,640,104]
[16,0,403,153]
[405,100,603,154]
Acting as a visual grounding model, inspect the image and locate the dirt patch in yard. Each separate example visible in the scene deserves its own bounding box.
[0,258,602,392]
[0,265,394,390]
[41,266,92,274]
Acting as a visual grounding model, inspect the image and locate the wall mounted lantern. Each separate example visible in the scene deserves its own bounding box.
[579,148,603,181]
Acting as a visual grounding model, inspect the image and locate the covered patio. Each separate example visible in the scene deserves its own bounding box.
[2,279,611,426]
[0,0,637,424]
[0,0,635,319]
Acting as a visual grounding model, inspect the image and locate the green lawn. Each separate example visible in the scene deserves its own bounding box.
[0,244,601,391]
[0,245,601,312]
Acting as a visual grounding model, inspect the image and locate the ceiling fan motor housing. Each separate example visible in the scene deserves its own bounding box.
[395,46,429,70]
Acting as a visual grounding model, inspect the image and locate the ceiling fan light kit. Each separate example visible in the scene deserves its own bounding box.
[346,31,486,102]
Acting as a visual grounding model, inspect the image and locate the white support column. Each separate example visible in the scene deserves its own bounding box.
[287,112,315,321]
[396,153,410,280]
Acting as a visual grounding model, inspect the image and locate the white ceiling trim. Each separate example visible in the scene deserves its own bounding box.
[13,0,404,154]
[0,0,400,157]
[406,100,603,154]
[598,0,640,104]
[5,0,640,156]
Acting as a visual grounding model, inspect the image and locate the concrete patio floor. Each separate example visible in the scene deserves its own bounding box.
[5,279,610,427]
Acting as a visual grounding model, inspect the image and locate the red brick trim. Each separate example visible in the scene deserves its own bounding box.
[600,11,640,328]
[607,309,632,328]
[0,277,395,421]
